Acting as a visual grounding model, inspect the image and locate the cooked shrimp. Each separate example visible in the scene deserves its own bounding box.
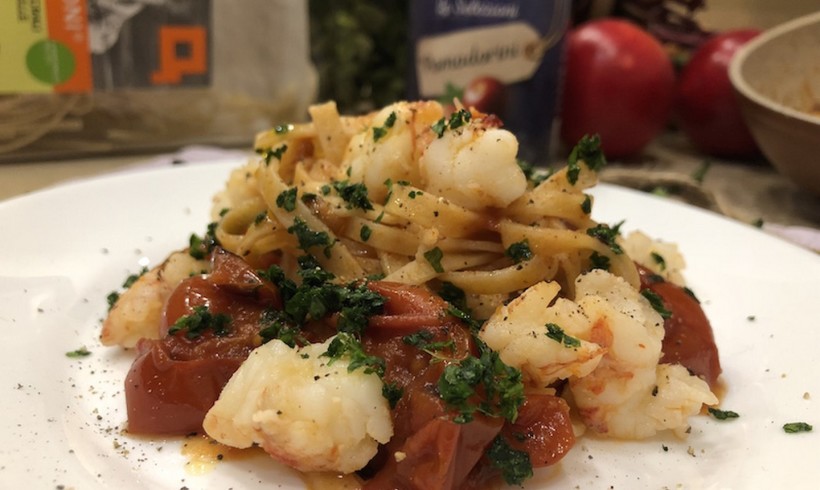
[622,230,687,286]
[203,337,393,474]
[344,101,444,204]
[568,270,717,439]
[419,111,527,210]
[480,281,605,388]
[101,251,207,348]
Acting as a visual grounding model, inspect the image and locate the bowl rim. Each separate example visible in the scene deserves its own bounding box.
[729,10,820,125]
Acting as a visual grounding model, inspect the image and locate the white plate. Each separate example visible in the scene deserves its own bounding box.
[1,160,818,489]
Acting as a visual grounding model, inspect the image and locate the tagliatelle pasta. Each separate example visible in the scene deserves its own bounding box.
[102,100,723,490]
[214,100,634,304]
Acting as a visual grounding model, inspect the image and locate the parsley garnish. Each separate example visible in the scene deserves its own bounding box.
[382,382,403,409]
[322,332,385,376]
[431,118,447,138]
[122,267,148,288]
[276,188,298,211]
[403,330,455,355]
[431,109,472,138]
[360,224,372,241]
[437,342,524,424]
[260,258,384,336]
[486,435,533,486]
[505,240,533,263]
[566,134,606,184]
[254,211,267,224]
[651,252,667,271]
[106,291,120,311]
[372,111,397,142]
[424,247,445,273]
[168,305,231,340]
[447,305,482,332]
[545,323,581,348]
[274,124,293,135]
[438,282,469,313]
[108,267,150,311]
[189,222,220,259]
[641,289,673,319]
[589,251,610,271]
[258,308,305,347]
[287,217,335,257]
[516,159,553,186]
[708,407,740,420]
[581,194,592,214]
[783,422,813,433]
[332,180,374,211]
[256,144,288,165]
[66,346,91,358]
[586,221,624,254]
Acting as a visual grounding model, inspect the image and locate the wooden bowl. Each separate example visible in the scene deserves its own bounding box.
[729,11,820,196]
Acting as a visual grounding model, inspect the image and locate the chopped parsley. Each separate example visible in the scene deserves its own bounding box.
[424,247,445,273]
[122,267,148,288]
[505,240,533,263]
[261,257,385,336]
[581,194,592,214]
[382,382,403,409]
[168,305,231,340]
[783,422,813,433]
[189,222,220,259]
[322,332,385,376]
[287,217,335,257]
[106,291,120,311]
[516,159,553,186]
[589,251,610,271]
[254,211,268,224]
[437,342,524,424]
[403,330,455,355]
[651,252,667,271]
[566,134,606,184]
[447,304,482,332]
[256,144,288,165]
[276,188,298,211]
[708,407,740,420]
[258,308,306,347]
[545,323,582,348]
[431,109,472,138]
[65,346,91,358]
[641,289,673,319]
[360,224,372,242]
[108,267,150,311]
[332,180,374,211]
[372,111,397,142]
[438,281,469,313]
[486,435,533,486]
[586,221,624,255]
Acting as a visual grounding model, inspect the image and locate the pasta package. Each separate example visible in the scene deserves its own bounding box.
[102,99,722,489]
[0,0,315,161]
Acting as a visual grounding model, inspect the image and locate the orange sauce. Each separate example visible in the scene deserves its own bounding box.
[180,434,257,475]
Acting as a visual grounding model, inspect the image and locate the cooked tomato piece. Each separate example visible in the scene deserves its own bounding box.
[638,266,722,387]
[125,249,278,435]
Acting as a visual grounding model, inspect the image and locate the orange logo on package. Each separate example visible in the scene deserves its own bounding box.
[151,26,207,85]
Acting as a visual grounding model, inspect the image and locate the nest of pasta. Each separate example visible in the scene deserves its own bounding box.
[102,100,721,489]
